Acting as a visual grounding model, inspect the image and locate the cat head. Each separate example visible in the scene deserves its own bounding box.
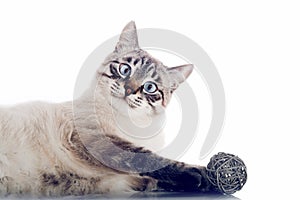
[97,21,193,117]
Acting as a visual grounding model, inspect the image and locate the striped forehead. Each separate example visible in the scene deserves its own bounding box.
[140,61,162,83]
[122,55,153,66]
[121,56,162,82]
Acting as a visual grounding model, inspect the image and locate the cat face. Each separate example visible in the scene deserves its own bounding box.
[98,22,193,116]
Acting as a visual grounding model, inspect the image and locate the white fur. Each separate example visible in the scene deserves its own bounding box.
[0,83,162,196]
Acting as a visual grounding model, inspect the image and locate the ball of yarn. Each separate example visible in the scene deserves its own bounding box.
[206,152,247,195]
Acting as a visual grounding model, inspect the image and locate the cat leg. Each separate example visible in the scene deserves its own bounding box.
[102,134,212,193]
[39,172,103,196]
[39,170,157,196]
[100,174,157,195]
[68,132,212,193]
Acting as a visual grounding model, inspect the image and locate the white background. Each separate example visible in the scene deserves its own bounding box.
[1,0,300,199]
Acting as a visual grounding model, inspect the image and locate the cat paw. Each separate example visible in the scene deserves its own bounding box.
[183,166,212,192]
[159,165,210,192]
[132,176,158,192]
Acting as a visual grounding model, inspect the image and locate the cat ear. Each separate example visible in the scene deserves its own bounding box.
[167,64,194,84]
[114,21,140,54]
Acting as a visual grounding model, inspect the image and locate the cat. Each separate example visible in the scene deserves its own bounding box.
[0,21,213,197]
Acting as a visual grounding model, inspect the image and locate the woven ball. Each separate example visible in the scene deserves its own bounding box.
[206,152,247,195]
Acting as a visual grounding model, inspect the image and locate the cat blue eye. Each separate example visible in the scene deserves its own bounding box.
[143,81,158,93]
[119,64,131,77]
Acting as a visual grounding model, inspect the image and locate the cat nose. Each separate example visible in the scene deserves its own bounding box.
[124,86,134,96]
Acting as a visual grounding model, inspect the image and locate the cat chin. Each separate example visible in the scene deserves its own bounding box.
[108,95,166,132]
[113,104,166,140]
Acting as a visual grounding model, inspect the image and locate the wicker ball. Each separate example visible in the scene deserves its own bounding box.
[206,152,247,195]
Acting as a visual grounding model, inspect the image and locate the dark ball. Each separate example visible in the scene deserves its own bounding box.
[206,152,247,195]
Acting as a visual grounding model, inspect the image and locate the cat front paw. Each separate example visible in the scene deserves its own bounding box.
[182,166,212,192]
[153,165,211,192]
